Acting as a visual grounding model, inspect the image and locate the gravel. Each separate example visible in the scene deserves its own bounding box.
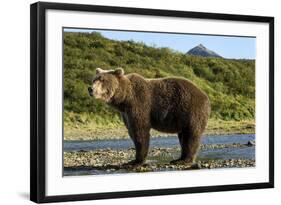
[64,143,255,174]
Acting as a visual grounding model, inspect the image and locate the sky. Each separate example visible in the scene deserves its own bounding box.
[64,28,256,59]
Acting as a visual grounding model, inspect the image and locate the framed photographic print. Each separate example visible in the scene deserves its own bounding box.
[30,1,274,203]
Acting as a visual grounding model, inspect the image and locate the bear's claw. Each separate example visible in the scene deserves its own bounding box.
[170,160,201,169]
[170,159,193,165]
[123,159,144,167]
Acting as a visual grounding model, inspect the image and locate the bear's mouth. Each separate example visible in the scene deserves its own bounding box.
[93,90,113,102]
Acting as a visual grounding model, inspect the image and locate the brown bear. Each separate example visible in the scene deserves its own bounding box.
[88,68,211,166]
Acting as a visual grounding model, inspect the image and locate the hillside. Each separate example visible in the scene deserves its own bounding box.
[63,32,255,138]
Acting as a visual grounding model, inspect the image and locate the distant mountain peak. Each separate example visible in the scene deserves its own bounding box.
[186,44,222,58]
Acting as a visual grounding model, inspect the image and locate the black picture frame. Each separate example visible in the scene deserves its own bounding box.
[30,1,274,203]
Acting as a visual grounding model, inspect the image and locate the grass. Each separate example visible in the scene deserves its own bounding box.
[206,119,255,135]
[64,112,255,140]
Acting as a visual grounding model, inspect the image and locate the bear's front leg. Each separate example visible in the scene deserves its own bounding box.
[126,129,150,166]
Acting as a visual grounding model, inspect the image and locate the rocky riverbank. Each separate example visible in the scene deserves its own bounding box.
[64,141,255,174]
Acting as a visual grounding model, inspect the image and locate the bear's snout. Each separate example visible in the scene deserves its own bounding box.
[88,87,93,96]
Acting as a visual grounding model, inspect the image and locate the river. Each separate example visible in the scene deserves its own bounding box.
[64,134,255,176]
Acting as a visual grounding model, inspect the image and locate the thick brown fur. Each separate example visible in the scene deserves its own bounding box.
[88,68,211,165]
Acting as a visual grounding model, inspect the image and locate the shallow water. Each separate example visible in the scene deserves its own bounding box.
[64,134,255,156]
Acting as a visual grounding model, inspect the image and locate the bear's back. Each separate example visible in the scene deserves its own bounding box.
[125,74,209,108]
[149,76,208,104]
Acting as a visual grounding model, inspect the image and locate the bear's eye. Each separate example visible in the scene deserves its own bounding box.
[94,76,104,83]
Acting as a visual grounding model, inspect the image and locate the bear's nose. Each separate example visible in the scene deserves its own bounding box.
[88,87,93,96]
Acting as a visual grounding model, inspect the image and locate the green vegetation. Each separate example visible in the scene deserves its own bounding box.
[63,32,255,140]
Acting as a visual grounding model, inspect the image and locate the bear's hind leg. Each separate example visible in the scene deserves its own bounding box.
[170,132,184,164]
[171,130,201,164]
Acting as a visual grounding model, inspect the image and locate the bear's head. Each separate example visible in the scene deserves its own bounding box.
[88,68,124,102]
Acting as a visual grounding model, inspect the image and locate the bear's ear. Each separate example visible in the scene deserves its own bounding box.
[96,68,104,75]
[114,68,124,76]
